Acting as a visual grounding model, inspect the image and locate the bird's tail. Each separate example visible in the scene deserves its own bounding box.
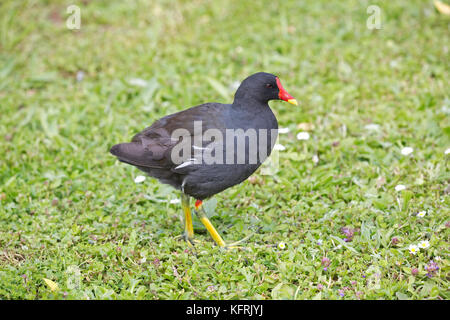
[110,142,158,168]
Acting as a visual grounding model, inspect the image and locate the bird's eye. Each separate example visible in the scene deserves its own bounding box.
[266,84,274,88]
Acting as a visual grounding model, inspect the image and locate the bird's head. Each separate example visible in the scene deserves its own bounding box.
[234,72,298,106]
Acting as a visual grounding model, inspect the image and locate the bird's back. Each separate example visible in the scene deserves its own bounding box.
[110,100,278,199]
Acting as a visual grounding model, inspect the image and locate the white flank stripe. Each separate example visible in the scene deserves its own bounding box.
[175,159,197,170]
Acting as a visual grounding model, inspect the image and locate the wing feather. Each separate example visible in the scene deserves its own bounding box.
[110,103,227,171]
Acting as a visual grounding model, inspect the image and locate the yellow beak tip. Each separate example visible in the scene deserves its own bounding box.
[287,99,298,106]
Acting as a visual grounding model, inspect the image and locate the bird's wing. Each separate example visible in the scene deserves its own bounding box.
[111,103,227,170]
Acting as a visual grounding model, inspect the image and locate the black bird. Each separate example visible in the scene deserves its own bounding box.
[110,72,297,249]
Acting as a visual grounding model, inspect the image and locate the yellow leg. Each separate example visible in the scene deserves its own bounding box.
[198,216,226,247]
[194,200,254,249]
[181,194,195,246]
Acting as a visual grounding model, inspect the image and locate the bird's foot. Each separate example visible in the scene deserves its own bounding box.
[220,232,256,251]
[174,233,200,248]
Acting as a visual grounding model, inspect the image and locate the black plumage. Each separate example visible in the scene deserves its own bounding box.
[110,72,297,248]
[110,72,295,199]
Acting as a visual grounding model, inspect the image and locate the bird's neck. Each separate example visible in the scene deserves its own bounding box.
[233,85,270,106]
[232,95,269,111]
[229,99,277,130]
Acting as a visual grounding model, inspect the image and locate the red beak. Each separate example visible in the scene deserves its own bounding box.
[276,77,298,105]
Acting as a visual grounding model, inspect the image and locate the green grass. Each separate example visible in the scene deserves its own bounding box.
[0,0,449,299]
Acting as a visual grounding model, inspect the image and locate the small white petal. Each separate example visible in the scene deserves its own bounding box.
[442,106,450,114]
[395,184,406,191]
[401,147,414,156]
[273,144,286,151]
[445,148,450,155]
[229,81,241,91]
[365,124,380,131]
[278,242,286,249]
[418,240,430,249]
[134,175,146,183]
[76,71,84,82]
[390,60,399,68]
[408,244,419,255]
[278,127,290,134]
[312,155,319,163]
[128,78,148,87]
[296,131,310,140]
[169,199,181,204]
[416,211,426,218]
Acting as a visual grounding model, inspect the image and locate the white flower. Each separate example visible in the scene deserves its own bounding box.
[364,124,380,131]
[390,60,399,68]
[229,81,241,91]
[435,256,442,261]
[416,211,426,218]
[445,148,450,155]
[297,131,310,140]
[278,242,286,250]
[128,78,148,87]
[312,154,319,164]
[401,147,414,156]
[409,244,419,255]
[169,199,181,204]
[278,127,290,134]
[76,71,84,82]
[134,175,146,183]
[273,144,286,151]
[418,240,430,249]
[395,184,406,192]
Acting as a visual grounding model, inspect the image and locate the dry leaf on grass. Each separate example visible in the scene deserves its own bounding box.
[43,278,59,291]
[434,0,450,15]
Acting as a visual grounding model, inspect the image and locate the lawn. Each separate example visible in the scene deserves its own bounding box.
[0,0,449,299]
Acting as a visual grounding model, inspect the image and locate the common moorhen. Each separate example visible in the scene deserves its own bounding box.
[110,72,297,249]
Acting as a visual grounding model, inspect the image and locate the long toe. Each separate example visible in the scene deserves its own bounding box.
[174,234,200,247]
[225,231,255,247]
[217,232,256,251]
